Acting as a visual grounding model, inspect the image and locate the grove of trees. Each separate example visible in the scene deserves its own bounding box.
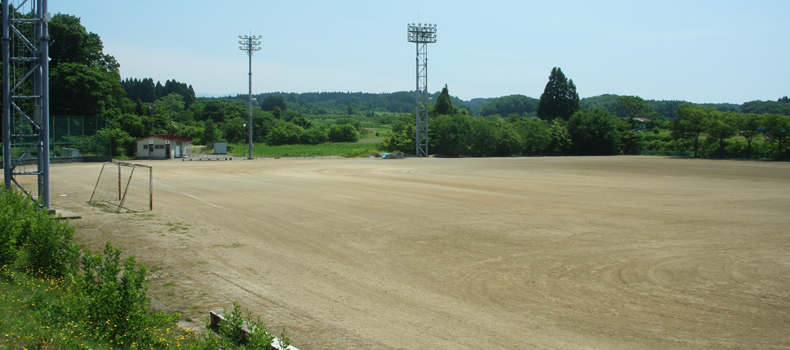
[382,82,789,160]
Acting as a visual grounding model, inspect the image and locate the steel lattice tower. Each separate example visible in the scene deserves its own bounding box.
[238,35,261,160]
[407,23,436,157]
[3,0,51,208]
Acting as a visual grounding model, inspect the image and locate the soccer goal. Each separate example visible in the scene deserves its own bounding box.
[89,162,153,212]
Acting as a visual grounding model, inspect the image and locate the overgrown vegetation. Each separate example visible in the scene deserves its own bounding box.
[230,142,378,158]
[0,188,289,349]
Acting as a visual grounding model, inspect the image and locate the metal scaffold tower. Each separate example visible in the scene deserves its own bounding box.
[2,0,51,208]
[407,23,436,157]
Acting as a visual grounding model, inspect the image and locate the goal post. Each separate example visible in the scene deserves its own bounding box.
[90,162,153,212]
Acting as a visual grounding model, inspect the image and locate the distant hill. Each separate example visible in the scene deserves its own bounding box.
[203,90,789,118]
[582,95,746,119]
[222,91,472,115]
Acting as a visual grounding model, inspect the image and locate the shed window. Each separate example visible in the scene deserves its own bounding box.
[155,145,165,150]
[143,145,149,150]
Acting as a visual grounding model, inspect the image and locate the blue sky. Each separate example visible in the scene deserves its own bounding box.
[50,0,788,104]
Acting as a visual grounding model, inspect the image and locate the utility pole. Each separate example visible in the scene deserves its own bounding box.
[168,96,173,135]
[407,23,437,157]
[149,105,156,135]
[238,35,262,160]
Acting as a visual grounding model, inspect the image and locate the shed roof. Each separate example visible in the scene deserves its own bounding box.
[621,117,652,122]
[137,134,193,143]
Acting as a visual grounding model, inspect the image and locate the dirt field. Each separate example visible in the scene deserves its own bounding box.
[46,156,790,349]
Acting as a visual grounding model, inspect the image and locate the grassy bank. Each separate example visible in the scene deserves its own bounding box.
[229,142,381,158]
[0,188,287,349]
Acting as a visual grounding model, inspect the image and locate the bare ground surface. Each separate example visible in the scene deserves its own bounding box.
[43,156,790,349]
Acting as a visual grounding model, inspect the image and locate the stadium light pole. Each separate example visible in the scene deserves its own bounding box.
[239,34,262,160]
[407,23,437,157]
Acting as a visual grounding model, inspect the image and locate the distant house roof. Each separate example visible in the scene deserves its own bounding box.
[137,134,193,143]
[622,117,652,123]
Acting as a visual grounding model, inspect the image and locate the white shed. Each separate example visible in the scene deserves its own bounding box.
[136,134,193,160]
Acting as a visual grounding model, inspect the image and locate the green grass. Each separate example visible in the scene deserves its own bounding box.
[229,142,381,158]
[0,267,70,348]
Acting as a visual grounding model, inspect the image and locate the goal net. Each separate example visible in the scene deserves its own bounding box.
[89,162,153,212]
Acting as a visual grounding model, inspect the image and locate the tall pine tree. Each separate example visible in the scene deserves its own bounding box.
[537,67,580,121]
[434,84,453,116]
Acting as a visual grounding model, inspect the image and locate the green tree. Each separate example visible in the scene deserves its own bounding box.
[291,116,313,129]
[328,124,360,143]
[567,109,619,155]
[480,95,539,117]
[467,118,497,156]
[741,100,790,116]
[516,118,552,156]
[50,63,126,117]
[202,119,219,146]
[493,120,524,156]
[251,112,278,143]
[671,104,709,157]
[617,119,644,155]
[615,95,653,122]
[381,114,416,152]
[135,98,146,116]
[434,84,453,116]
[107,112,147,157]
[260,96,287,112]
[336,118,361,131]
[96,127,135,157]
[49,14,116,73]
[267,123,305,145]
[191,99,246,123]
[547,119,572,154]
[301,126,330,145]
[431,114,472,156]
[122,78,157,103]
[579,94,621,114]
[762,114,790,159]
[153,93,185,135]
[537,67,580,121]
[221,118,246,143]
[705,111,737,158]
[48,13,127,118]
[733,113,764,159]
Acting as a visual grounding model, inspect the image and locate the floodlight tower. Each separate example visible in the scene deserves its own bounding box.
[407,23,437,157]
[3,0,52,209]
[238,34,262,159]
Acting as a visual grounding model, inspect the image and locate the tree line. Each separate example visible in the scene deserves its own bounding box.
[381,68,790,160]
[226,91,473,116]
[121,78,196,106]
